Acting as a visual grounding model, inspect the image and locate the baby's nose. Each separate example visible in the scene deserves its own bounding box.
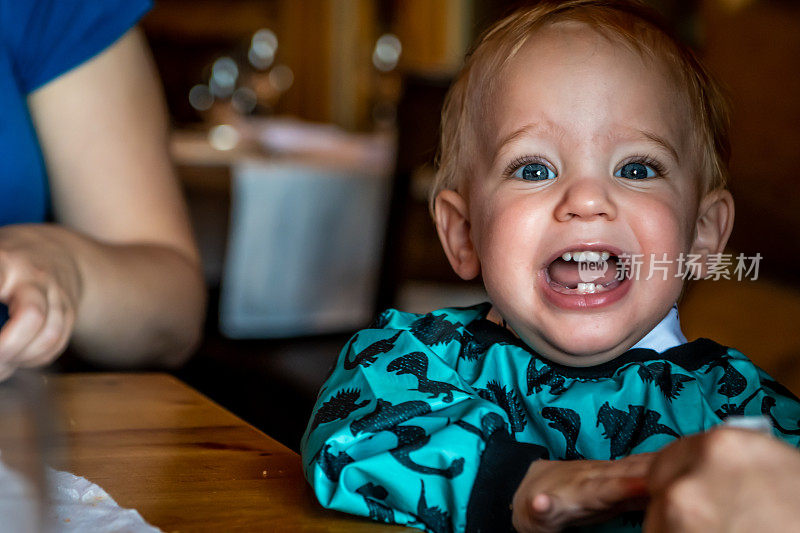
[553,178,617,222]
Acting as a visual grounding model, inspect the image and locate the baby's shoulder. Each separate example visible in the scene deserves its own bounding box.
[369,303,490,333]
[348,303,493,367]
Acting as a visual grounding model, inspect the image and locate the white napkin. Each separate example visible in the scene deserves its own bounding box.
[0,456,160,533]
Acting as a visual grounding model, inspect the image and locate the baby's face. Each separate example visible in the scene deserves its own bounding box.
[451,23,725,365]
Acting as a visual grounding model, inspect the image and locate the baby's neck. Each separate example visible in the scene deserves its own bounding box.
[486,304,687,356]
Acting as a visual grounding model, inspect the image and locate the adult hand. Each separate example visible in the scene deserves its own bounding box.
[512,454,652,533]
[0,225,81,380]
[645,427,800,532]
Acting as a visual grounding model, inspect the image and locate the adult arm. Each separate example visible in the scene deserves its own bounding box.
[0,28,204,375]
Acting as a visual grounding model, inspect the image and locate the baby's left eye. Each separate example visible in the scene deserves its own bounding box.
[614,162,657,180]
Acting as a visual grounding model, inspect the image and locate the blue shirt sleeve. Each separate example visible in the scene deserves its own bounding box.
[1,0,151,93]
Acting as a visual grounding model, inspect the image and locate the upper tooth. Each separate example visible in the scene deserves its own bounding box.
[566,250,612,262]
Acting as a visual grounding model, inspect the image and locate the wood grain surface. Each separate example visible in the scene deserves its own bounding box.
[46,373,408,533]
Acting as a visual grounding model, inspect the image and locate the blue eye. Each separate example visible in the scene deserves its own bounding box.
[615,162,657,180]
[514,162,556,181]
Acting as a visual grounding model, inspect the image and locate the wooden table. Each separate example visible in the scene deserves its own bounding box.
[47,373,407,532]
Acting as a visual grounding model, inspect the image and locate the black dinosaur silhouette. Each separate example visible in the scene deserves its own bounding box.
[526,360,566,396]
[476,381,528,433]
[596,402,680,459]
[454,412,509,442]
[411,480,452,533]
[715,387,761,419]
[541,406,584,460]
[457,329,495,362]
[321,334,360,385]
[705,358,747,398]
[314,444,355,482]
[762,396,800,435]
[350,399,432,435]
[386,425,465,478]
[387,352,467,403]
[355,482,394,523]
[344,331,402,370]
[761,378,800,402]
[409,313,463,346]
[637,361,694,401]
[310,388,370,431]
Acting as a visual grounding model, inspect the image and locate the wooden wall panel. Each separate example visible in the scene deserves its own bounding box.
[702,0,800,280]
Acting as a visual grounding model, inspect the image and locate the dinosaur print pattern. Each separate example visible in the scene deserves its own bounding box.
[705,357,747,398]
[715,387,761,419]
[309,388,370,431]
[302,304,800,533]
[386,425,465,478]
[542,406,584,460]
[412,481,452,533]
[314,443,355,482]
[762,396,800,435]
[350,399,432,435]
[409,313,463,347]
[457,329,499,362]
[344,331,402,370]
[454,412,508,442]
[526,360,567,396]
[369,311,391,330]
[596,402,680,459]
[476,381,528,433]
[356,482,394,523]
[637,362,694,401]
[387,352,467,403]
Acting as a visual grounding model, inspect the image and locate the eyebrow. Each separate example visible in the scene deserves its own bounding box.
[491,121,565,167]
[492,122,681,167]
[639,130,681,164]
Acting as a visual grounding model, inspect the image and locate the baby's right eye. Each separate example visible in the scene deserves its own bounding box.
[513,162,557,181]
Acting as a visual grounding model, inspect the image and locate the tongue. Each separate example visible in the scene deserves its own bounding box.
[548,257,619,288]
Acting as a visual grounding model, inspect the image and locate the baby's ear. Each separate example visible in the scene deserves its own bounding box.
[690,188,735,259]
[434,189,480,280]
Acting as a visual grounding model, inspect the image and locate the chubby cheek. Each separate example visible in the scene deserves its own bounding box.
[470,193,549,297]
[627,196,694,299]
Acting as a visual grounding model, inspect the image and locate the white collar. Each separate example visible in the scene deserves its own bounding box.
[630,305,687,353]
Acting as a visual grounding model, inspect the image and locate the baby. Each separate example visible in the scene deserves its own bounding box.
[302,1,800,532]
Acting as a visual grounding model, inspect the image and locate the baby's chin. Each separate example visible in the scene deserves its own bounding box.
[524,328,640,367]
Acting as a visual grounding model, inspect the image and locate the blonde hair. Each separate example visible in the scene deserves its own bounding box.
[430,0,731,216]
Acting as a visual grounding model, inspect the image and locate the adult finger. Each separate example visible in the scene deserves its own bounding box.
[607,452,655,478]
[0,283,48,364]
[0,361,15,382]
[16,286,70,367]
[646,436,702,495]
[529,470,651,531]
[644,476,717,533]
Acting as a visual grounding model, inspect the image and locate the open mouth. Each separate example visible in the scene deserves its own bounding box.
[545,249,627,295]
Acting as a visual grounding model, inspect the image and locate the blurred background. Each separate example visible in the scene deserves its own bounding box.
[63,0,800,450]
